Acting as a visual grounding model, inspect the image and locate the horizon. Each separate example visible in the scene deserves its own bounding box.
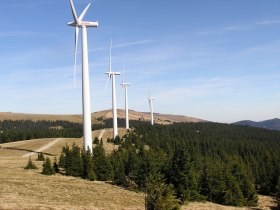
[1,109,280,124]
[1,0,280,123]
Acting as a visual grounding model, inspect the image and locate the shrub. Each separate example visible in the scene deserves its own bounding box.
[114,135,121,145]
[36,152,45,161]
[25,156,38,169]
[145,173,180,210]
[42,157,55,175]
[88,170,97,181]
[93,137,99,145]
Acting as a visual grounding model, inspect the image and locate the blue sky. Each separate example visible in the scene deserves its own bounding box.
[1,0,280,123]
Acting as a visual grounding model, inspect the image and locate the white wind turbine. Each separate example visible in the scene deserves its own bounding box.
[147,90,155,125]
[120,65,130,130]
[105,41,121,138]
[68,0,98,152]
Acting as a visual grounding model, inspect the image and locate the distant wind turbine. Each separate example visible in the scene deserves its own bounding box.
[147,90,155,125]
[105,40,121,138]
[120,65,130,130]
[68,0,98,152]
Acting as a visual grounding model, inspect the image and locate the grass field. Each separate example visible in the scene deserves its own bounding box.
[0,130,276,210]
[0,109,205,125]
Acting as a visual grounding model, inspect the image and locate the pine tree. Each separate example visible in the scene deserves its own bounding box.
[224,172,244,206]
[53,157,59,173]
[81,148,96,181]
[66,144,83,177]
[36,152,45,161]
[203,160,227,204]
[92,144,113,181]
[230,162,258,206]
[111,149,127,186]
[134,146,149,189]
[93,137,99,145]
[169,146,200,203]
[25,156,38,169]
[145,173,180,210]
[114,160,127,186]
[42,157,55,175]
[59,144,70,168]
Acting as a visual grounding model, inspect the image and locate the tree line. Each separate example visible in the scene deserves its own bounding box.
[0,118,147,144]
[0,120,83,143]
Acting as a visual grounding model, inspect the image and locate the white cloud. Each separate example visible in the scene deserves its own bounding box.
[89,39,155,53]
[256,20,280,25]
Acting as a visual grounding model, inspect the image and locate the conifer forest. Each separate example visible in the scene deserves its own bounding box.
[1,119,280,207]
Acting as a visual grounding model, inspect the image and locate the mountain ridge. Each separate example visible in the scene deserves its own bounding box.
[234,118,280,131]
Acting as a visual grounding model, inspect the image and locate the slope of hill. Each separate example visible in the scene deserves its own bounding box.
[234,118,280,131]
[0,133,276,210]
[0,110,205,124]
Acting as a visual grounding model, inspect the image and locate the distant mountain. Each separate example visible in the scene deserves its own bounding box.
[234,118,280,131]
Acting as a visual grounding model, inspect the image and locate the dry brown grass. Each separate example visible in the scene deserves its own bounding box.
[0,134,144,210]
[0,156,145,210]
[0,134,276,210]
[102,109,206,124]
[92,128,128,154]
[182,196,276,210]
[0,109,205,126]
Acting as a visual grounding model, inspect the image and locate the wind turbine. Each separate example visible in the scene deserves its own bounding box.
[105,41,121,138]
[147,90,155,125]
[68,0,98,152]
[120,65,130,130]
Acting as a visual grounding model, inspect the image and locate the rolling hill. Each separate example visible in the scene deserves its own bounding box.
[0,109,205,124]
[234,118,280,131]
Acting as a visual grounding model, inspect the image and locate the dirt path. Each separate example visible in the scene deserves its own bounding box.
[98,129,106,140]
[21,138,63,157]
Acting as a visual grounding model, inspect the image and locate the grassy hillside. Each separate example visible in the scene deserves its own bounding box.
[0,132,276,210]
[0,109,205,125]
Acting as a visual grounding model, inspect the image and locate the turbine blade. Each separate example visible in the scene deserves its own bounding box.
[69,0,78,22]
[122,64,125,83]
[109,39,112,73]
[74,26,79,88]
[105,76,110,93]
[78,3,91,21]
[148,100,152,112]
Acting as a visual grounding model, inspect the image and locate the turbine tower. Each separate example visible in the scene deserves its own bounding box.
[105,41,121,138]
[121,65,130,130]
[68,0,98,152]
[147,90,155,125]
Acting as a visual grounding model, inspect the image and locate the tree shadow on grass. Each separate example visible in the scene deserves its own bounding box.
[2,147,55,156]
